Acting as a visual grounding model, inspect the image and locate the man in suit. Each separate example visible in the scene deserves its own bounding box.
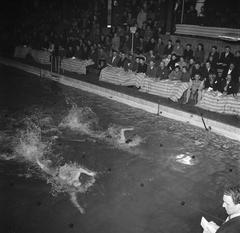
[108,50,119,67]
[146,59,157,78]
[222,63,239,83]
[218,46,234,68]
[220,74,238,95]
[203,185,240,233]
[137,56,147,73]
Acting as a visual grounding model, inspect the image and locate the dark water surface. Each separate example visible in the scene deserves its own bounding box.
[1,65,240,233]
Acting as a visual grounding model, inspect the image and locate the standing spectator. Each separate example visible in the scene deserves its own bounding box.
[137,8,147,29]
[154,37,165,61]
[112,32,120,51]
[194,43,205,65]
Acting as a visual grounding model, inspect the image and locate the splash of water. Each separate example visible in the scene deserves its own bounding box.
[59,105,100,135]
[4,116,96,214]
[59,106,142,149]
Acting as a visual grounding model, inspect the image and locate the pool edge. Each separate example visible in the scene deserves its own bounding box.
[0,57,239,142]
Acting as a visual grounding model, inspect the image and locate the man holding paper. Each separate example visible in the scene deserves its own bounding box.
[201,185,240,233]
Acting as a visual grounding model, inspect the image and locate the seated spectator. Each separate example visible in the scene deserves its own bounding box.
[194,43,205,65]
[183,73,204,104]
[81,43,89,59]
[183,43,193,62]
[146,59,157,78]
[163,54,172,67]
[137,8,147,29]
[97,47,108,65]
[156,61,169,80]
[145,49,156,63]
[74,45,82,59]
[132,56,140,72]
[181,66,191,82]
[218,45,234,67]
[137,56,147,73]
[201,61,216,80]
[154,37,165,61]
[108,50,120,67]
[178,56,187,70]
[222,62,238,83]
[167,53,179,71]
[146,37,156,52]
[169,65,182,81]
[89,45,98,64]
[191,62,202,79]
[136,37,146,54]
[172,39,184,58]
[163,39,173,56]
[123,53,135,72]
[66,45,74,58]
[221,74,238,95]
[117,51,127,68]
[144,25,153,43]
[204,72,221,91]
[207,46,219,66]
[234,50,240,74]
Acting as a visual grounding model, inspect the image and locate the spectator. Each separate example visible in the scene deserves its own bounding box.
[145,49,155,63]
[122,34,131,53]
[132,56,140,72]
[156,60,169,80]
[117,51,127,68]
[178,56,187,70]
[164,39,174,56]
[183,43,193,62]
[181,66,191,82]
[154,37,165,60]
[146,59,157,78]
[194,43,205,65]
[201,61,216,81]
[108,49,120,67]
[222,62,238,83]
[123,53,135,72]
[203,72,221,91]
[172,39,184,58]
[218,45,234,67]
[137,56,147,73]
[144,25,153,44]
[184,73,204,104]
[137,8,147,29]
[207,45,219,66]
[191,62,203,79]
[112,32,120,51]
[146,37,156,52]
[221,74,238,95]
[169,65,182,81]
[167,53,179,71]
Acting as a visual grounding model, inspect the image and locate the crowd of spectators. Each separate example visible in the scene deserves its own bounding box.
[6,0,240,104]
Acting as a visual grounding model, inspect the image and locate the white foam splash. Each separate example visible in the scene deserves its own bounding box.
[175,153,196,166]
[10,117,96,214]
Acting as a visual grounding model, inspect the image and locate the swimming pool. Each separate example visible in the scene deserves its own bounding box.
[1,65,240,233]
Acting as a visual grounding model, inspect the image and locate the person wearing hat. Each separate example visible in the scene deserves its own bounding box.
[137,55,147,74]
[146,59,157,78]
[168,65,182,81]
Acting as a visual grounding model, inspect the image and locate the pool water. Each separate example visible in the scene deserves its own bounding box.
[1,65,240,233]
